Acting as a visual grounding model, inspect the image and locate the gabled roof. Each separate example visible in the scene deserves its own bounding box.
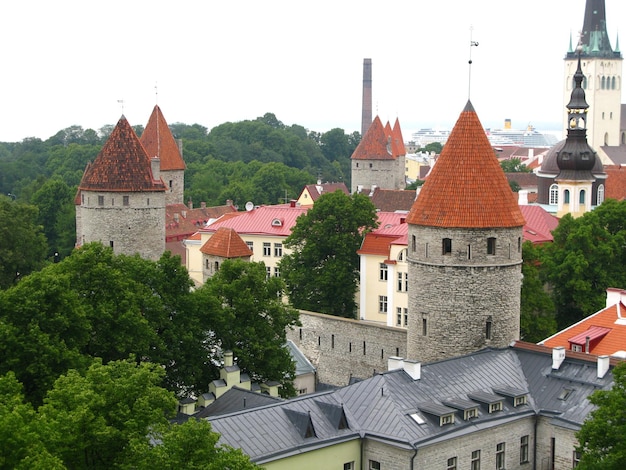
[299,183,349,203]
[140,105,186,171]
[406,101,525,228]
[351,116,395,161]
[519,205,559,244]
[200,227,253,258]
[208,345,614,464]
[78,115,166,192]
[201,204,309,237]
[540,300,626,357]
[195,386,282,418]
[370,188,416,212]
[166,203,238,241]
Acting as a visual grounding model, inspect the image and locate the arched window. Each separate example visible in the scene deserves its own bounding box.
[601,76,606,89]
[214,261,220,272]
[622,132,626,145]
[549,184,559,205]
[605,132,609,145]
[564,189,570,204]
[583,75,588,89]
[597,184,605,204]
[579,189,586,204]
[612,76,616,89]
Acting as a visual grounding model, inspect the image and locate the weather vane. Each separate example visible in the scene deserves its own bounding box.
[117,99,125,114]
[155,82,159,104]
[468,26,479,100]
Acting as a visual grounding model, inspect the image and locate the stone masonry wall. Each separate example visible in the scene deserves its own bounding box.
[162,169,184,206]
[78,189,165,260]
[286,311,407,387]
[407,225,523,363]
[351,156,406,193]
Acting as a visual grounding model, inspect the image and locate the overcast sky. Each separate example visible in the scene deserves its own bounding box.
[1,0,624,142]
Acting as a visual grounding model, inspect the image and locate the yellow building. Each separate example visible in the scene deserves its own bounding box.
[357,212,409,327]
[184,202,309,286]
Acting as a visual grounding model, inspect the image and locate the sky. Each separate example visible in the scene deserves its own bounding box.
[1,0,625,143]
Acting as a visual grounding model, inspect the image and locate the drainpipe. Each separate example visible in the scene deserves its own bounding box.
[533,414,538,470]
[410,445,418,470]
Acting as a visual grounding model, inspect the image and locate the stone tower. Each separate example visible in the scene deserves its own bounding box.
[405,101,525,363]
[556,48,606,218]
[75,115,166,260]
[361,58,372,137]
[140,105,186,206]
[351,116,406,193]
[563,0,622,152]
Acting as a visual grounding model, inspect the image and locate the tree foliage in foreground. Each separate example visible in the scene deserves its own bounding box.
[0,360,260,469]
[0,243,298,405]
[576,361,626,469]
[541,199,626,329]
[280,191,378,318]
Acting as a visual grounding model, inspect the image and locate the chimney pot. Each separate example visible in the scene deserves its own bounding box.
[552,346,566,370]
[403,359,421,380]
[388,356,404,371]
[597,355,610,378]
[224,350,234,367]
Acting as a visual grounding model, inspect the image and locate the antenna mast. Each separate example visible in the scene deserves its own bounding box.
[468,26,479,100]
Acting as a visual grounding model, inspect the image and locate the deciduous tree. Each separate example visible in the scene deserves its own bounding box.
[280,191,378,318]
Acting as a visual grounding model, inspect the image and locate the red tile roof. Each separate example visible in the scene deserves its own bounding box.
[392,118,406,157]
[351,116,395,161]
[140,105,186,171]
[165,203,238,241]
[78,115,166,192]
[407,102,525,228]
[541,302,626,357]
[200,204,309,237]
[370,188,416,212]
[200,227,253,258]
[604,165,626,201]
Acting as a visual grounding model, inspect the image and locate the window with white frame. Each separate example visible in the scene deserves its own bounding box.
[246,241,253,253]
[369,460,380,470]
[274,243,283,257]
[396,307,402,326]
[274,267,280,277]
[597,184,605,204]
[343,463,354,470]
[397,272,408,292]
[404,308,408,327]
[263,242,271,256]
[379,296,388,313]
[379,263,388,281]
[573,450,581,467]
[266,266,271,279]
[446,456,457,470]
[550,184,559,205]
[489,401,502,413]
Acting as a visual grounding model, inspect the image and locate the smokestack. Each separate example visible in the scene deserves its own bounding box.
[361,58,372,137]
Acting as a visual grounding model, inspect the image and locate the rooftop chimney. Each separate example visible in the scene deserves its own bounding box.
[403,360,421,380]
[597,355,610,378]
[388,356,404,371]
[224,350,234,367]
[188,198,193,209]
[151,156,161,180]
[552,346,566,370]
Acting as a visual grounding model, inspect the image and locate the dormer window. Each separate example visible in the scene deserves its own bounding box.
[272,218,283,227]
[464,408,478,420]
[489,402,502,413]
[440,414,454,426]
[514,395,527,407]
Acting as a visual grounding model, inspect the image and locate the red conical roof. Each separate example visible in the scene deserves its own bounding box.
[140,105,186,171]
[351,116,395,160]
[78,116,166,192]
[392,118,406,156]
[407,102,525,228]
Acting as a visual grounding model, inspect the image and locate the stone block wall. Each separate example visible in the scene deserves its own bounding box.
[162,169,184,206]
[351,156,406,193]
[286,311,407,386]
[407,225,522,363]
[77,189,165,260]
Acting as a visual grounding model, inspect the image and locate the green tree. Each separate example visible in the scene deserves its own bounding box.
[197,259,300,396]
[541,199,626,328]
[124,418,260,470]
[500,157,531,173]
[31,178,76,259]
[39,358,177,469]
[422,142,443,154]
[280,191,379,318]
[520,242,557,342]
[576,361,626,469]
[0,197,47,289]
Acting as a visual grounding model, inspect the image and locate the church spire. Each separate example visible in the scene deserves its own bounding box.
[568,0,621,58]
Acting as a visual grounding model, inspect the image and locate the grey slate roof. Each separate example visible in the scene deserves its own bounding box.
[195,386,282,418]
[208,345,614,463]
[286,340,316,376]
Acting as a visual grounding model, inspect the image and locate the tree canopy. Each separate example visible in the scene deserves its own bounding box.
[280,191,379,318]
[576,361,626,469]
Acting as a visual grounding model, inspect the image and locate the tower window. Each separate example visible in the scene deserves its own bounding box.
[549,184,558,205]
[467,244,471,260]
[487,237,496,255]
[369,163,373,168]
[411,235,416,252]
[422,314,428,336]
[98,195,104,206]
[442,238,452,255]
[123,195,129,206]
[486,316,493,340]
